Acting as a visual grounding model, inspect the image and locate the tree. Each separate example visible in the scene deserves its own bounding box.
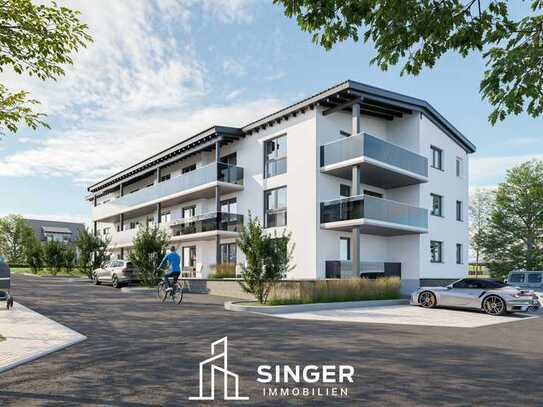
[63,244,76,274]
[274,0,543,124]
[129,226,169,287]
[0,0,92,136]
[237,215,294,303]
[481,160,543,279]
[43,239,64,275]
[25,236,43,274]
[75,229,110,279]
[469,188,495,275]
[0,214,34,263]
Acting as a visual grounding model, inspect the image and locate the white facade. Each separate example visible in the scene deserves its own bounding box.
[87,81,475,292]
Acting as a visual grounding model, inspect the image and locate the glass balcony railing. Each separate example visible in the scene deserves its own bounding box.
[170,212,243,236]
[325,261,401,279]
[320,194,428,230]
[92,163,243,220]
[320,133,428,177]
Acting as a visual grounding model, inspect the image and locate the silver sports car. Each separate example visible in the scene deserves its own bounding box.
[411,278,540,315]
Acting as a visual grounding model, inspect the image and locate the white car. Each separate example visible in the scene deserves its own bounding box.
[93,260,137,288]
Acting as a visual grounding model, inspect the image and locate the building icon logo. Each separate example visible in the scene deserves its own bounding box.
[189,336,249,401]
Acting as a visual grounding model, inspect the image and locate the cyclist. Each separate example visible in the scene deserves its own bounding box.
[158,246,181,292]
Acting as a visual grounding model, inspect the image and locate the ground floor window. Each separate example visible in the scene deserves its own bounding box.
[220,243,237,264]
[182,246,196,268]
[430,240,443,263]
[339,237,350,261]
[456,243,463,264]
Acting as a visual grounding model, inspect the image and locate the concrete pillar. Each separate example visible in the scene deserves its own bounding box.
[119,213,124,231]
[215,141,221,265]
[351,102,361,277]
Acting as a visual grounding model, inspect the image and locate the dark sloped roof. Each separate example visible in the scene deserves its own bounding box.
[24,219,85,242]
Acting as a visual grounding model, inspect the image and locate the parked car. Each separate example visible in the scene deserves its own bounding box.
[411,278,539,315]
[93,260,137,288]
[505,270,543,291]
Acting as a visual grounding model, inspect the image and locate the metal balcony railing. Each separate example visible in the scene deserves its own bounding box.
[170,212,244,236]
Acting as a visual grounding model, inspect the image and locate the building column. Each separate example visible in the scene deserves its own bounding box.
[93,221,97,237]
[119,213,124,231]
[351,102,361,277]
[119,183,124,197]
[215,141,221,266]
[120,247,124,260]
[156,202,161,224]
[156,167,161,184]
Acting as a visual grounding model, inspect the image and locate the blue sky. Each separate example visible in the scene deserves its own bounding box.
[1,0,542,223]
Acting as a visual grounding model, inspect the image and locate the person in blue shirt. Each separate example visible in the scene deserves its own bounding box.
[159,246,181,291]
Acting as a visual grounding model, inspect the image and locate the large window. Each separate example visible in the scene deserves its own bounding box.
[431,194,443,217]
[456,243,463,264]
[340,184,351,197]
[221,153,237,166]
[456,200,463,221]
[160,211,171,223]
[264,135,287,178]
[431,146,443,170]
[430,241,443,263]
[264,186,287,228]
[220,243,237,264]
[182,206,196,218]
[182,246,196,268]
[340,237,351,261]
[221,198,237,214]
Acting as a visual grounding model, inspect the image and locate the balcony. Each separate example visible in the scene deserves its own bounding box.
[170,212,243,241]
[320,194,428,235]
[92,163,244,222]
[320,133,428,188]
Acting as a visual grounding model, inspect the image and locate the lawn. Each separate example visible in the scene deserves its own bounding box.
[10,267,87,278]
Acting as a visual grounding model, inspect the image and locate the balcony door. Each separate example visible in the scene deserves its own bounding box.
[182,246,196,269]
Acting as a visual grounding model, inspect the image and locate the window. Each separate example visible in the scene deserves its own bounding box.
[340,184,351,197]
[182,206,196,218]
[509,273,525,283]
[528,273,542,284]
[160,173,171,182]
[340,237,351,261]
[264,186,287,228]
[456,201,463,221]
[102,227,110,236]
[456,157,463,177]
[146,217,154,227]
[431,194,443,217]
[363,189,383,198]
[182,164,196,174]
[182,246,196,268]
[431,146,443,170]
[220,243,237,264]
[160,211,171,223]
[221,198,237,214]
[129,221,140,230]
[221,153,237,166]
[339,130,351,137]
[264,134,287,178]
[430,241,443,263]
[456,243,463,264]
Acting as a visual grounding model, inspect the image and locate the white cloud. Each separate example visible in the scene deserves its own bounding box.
[470,154,543,187]
[223,58,247,77]
[0,0,279,186]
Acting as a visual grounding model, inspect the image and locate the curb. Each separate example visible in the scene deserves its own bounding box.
[120,286,156,293]
[225,298,409,315]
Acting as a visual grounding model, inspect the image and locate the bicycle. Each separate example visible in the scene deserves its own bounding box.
[157,275,186,304]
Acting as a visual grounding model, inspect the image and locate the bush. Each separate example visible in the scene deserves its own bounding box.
[25,237,44,274]
[129,226,169,287]
[63,245,76,274]
[76,229,110,279]
[208,263,237,279]
[43,240,65,275]
[266,277,400,305]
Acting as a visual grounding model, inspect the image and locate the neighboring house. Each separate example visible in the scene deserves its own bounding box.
[86,80,476,294]
[24,219,85,245]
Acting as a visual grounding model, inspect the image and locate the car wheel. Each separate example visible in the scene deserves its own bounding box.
[483,295,507,316]
[419,291,437,308]
[93,273,101,285]
[112,274,120,289]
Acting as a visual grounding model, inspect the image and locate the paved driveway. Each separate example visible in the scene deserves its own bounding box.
[1,274,543,406]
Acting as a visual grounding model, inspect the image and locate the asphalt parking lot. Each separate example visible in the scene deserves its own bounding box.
[1,274,543,406]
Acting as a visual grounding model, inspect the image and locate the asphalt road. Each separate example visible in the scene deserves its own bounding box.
[0,274,542,406]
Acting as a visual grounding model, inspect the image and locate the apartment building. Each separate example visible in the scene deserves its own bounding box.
[86,80,476,294]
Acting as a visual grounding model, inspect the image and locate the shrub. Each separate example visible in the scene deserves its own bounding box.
[266,277,400,305]
[25,238,44,274]
[208,263,236,279]
[43,240,65,275]
[76,229,110,279]
[63,245,76,274]
[129,226,169,287]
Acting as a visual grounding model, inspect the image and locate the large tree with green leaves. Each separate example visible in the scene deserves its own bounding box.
[0,0,92,136]
[75,229,110,279]
[274,0,543,124]
[481,160,543,279]
[469,187,495,273]
[0,214,34,263]
[129,226,170,287]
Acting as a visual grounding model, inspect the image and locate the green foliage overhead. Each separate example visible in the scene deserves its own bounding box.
[480,160,543,278]
[129,226,169,287]
[274,0,543,124]
[75,229,110,279]
[237,214,294,303]
[0,214,34,263]
[0,0,92,136]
